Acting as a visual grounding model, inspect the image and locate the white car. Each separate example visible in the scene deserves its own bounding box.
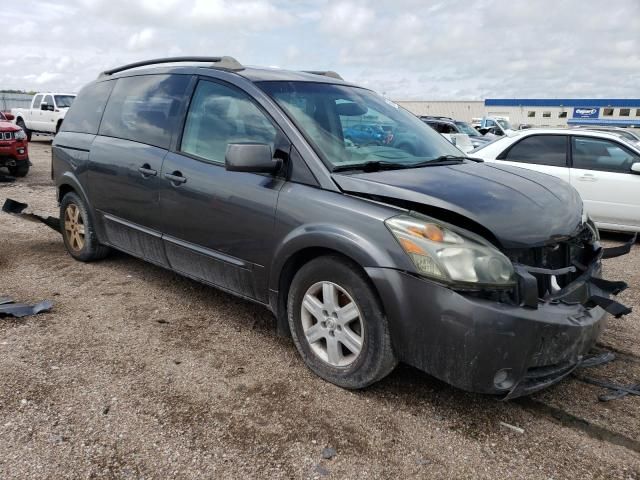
[473,128,640,233]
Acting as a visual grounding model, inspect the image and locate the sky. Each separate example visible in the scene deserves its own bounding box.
[2,0,639,100]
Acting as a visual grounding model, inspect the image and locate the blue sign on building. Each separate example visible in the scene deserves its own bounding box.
[573,107,600,119]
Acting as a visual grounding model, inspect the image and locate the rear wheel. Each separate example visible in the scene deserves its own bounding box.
[60,192,110,262]
[8,163,29,177]
[16,118,31,142]
[287,255,397,389]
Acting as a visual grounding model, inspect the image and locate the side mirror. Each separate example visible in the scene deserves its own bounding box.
[4,113,14,120]
[478,128,490,135]
[631,162,640,174]
[40,103,48,111]
[225,143,281,174]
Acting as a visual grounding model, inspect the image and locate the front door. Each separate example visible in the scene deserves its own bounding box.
[570,135,640,228]
[41,94,57,132]
[160,79,288,301]
[88,74,192,265]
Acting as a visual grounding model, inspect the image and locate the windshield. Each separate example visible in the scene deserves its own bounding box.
[496,118,512,130]
[454,121,481,136]
[259,81,463,170]
[0,112,5,121]
[54,95,75,108]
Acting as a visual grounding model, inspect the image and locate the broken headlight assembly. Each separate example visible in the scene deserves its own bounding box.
[385,213,515,287]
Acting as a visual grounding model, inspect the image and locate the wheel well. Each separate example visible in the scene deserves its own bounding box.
[58,184,76,203]
[275,247,383,337]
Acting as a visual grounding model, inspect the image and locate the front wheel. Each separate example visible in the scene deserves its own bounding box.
[60,192,110,262]
[287,256,397,389]
[8,163,29,177]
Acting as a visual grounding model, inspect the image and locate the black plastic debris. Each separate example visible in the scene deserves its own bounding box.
[577,376,640,402]
[580,351,616,368]
[601,233,637,259]
[0,297,54,318]
[2,198,60,232]
[0,173,16,183]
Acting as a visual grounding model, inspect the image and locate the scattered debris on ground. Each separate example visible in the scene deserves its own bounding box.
[0,297,53,318]
[2,197,60,232]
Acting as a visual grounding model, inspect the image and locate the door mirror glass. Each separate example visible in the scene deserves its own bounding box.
[478,127,490,135]
[40,103,49,111]
[225,143,281,173]
[631,162,640,174]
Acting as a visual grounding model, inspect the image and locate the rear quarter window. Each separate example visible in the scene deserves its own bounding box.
[99,74,190,149]
[60,81,115,135]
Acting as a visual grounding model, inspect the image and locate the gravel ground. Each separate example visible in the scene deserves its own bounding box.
[0,140,639,479]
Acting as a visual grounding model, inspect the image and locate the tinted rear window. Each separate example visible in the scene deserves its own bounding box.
[99,74,190,149]
[60,81,114,134]
[504,135,567,167]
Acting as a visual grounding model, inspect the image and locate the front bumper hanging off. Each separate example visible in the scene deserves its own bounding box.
[367,234,635,399]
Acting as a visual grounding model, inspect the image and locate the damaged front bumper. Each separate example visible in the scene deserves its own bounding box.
[366,235,634,399]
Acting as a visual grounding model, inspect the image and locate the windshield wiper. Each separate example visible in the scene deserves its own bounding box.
[411,155,484,166]
[332,161,410,173]
[332,155,483,173]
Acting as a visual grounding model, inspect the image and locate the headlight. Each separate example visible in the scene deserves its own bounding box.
[385,213,515,287]
[14,129,27,140]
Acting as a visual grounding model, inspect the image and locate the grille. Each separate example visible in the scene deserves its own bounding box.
[1,131,13,140]
[505,225,597,298]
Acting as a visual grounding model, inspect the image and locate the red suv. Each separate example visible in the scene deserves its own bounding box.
[0,111,29,177]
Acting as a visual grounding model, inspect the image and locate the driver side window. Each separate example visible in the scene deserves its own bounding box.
[181,81,277,164]
[572,137,639,173]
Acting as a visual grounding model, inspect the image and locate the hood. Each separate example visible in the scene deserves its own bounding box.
[0,120,20,132]
[332,162,584,248]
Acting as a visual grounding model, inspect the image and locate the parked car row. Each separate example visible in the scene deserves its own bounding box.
[49,56,632,400]
[420,116,495,151]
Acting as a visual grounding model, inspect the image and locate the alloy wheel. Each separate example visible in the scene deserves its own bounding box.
[64,203,85,251]
[300,281,364,367]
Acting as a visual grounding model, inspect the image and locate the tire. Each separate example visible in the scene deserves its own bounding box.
[8,163,29,177]
[287,255,397,389]
[16,118,31,142]
[59,192,110,262]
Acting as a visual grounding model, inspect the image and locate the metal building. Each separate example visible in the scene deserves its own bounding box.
[396,99,640,128]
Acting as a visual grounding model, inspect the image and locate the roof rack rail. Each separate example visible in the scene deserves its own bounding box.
[303,70,344,80]
[99,56,243,77]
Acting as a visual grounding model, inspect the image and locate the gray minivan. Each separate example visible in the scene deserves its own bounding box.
[52,57,631,398]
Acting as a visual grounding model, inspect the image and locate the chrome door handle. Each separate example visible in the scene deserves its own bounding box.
[138,164,157,177]
[164,171,187,185]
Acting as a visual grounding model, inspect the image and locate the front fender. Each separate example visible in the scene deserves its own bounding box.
[268,222,413,292]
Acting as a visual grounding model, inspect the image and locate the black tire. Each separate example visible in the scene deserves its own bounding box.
[59,192,110,262]
[8,163,29,177]
[287,255,397,389]
[16,118,31,142]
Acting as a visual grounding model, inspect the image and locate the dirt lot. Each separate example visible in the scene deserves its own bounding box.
[1,139,639,479]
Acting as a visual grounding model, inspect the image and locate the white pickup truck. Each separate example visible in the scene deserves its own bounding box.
[11,92,76,140]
